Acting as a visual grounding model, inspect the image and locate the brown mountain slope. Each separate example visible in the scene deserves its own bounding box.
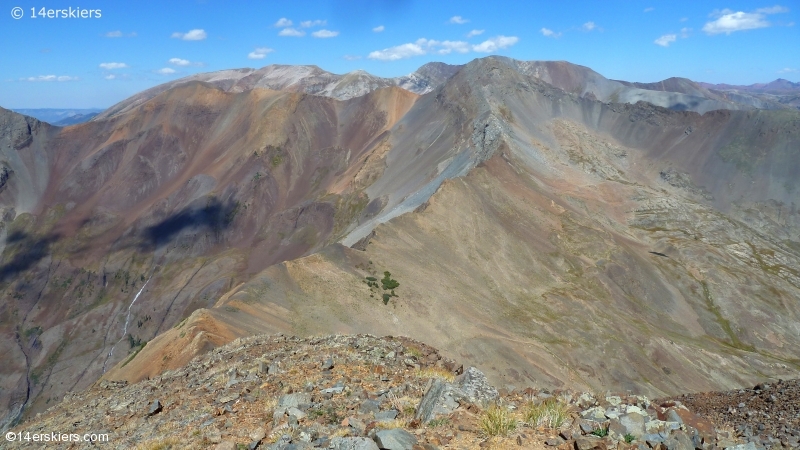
[106,57,800,403]
[0,84,418,429]
[2,56,800,432]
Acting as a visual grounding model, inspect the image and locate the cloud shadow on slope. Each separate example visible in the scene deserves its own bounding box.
[139,197,240,250]
[0,231,59,283]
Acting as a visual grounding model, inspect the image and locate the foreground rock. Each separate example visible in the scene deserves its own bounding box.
[5,334,796,449]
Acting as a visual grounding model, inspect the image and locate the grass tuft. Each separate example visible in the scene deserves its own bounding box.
[479,404,517,437]
[415,367,456,382]
[523,398,569,428]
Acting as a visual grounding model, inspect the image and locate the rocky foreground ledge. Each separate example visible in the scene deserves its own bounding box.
[7,335,798,449]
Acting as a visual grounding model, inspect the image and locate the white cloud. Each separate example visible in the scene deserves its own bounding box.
[274,18,292,27]
[472,35,519,52]
[703,6,787,35]
[449,16,469,24]
[369,42,427,61]
[466,29,484,38]
[540,28,562,38]
[300,20,326,28]
[757,5,789,14]
[369,35,518,60]
[279,28,305,37]
[99,62,128,69]
[644,7,655,13]
[156,68,176,75]
[654,34,677,46]
[22,75,78,82]
[105,30,122,37]
[583,21,597,31]
[171,29,207,41]
[777,67,797,73]
[344,55,362,60]
[373,25,385,32]
[105,74,116,80]
[248,47,274,59]
[680,27,692,38]
[312,29,339,38]
[169,58,190,66]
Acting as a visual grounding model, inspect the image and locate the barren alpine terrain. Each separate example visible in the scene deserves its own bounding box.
[1,57,799,441]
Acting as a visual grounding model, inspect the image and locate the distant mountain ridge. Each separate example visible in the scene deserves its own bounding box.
[93,62,462,121]
[10,108,103,126]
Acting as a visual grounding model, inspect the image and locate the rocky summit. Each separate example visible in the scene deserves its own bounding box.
[7,334,795,450]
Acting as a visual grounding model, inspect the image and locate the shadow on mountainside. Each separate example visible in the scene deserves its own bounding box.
[139,197,241,250]
[0,231,59,283]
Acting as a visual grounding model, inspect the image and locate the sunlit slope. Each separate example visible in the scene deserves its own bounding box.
[107,57,800,398]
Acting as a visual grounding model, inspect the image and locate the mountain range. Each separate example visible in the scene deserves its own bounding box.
[1,57,799,432]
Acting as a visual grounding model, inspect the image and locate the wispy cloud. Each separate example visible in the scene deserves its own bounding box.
[644,7,655,13]
[654,34,677,47]
[105,30,122,38]
[466,29,484,38]
[778,67,797,73]
[300,19,326,28]
[582,21,597,31]
[104,74,116,80]
[99,62,128,69]
[680,17,689,22]
[367,35,518,61]
[449,16,469,24]
[171,29,207,41]
[156,68,176,75]
[540,28,562,38]
[248,47,274,59]
[312,29,339,38]
[680,27,692,38]
[278,28,305,37]
[344,55,362,61]
[21,75,79,82]
[274,18,292,27]
[703,6,788,35]
[168,58,203,66]
[373,25,385,32]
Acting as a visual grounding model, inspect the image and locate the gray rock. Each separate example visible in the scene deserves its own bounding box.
[287,407,306,421]
[724,444,758,450]
[546,437,565,446]
[329,437,380,450]
[322,358,334,370]
[374,410,399,421]
[414,378,467,423]
[664,430,693,450]
[148,399,162,416]
[666,409,683,424]
[359,399,381,414]
[575,437,604,450]
[215,442,237,450]
[279,393,311,408]
[374,429,418,450]
[619,412,646,437]
[454,367,498,403]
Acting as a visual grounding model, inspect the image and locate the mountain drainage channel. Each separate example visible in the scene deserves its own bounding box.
[102,276,152,374]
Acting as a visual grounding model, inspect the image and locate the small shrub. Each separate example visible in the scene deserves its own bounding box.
[382,293,391,304]
[479,404,517,437]
[624,434,635,444]
[523,398,569,428]
[591,426,609,437]
[381,271,399,290]
[427,417,450,428]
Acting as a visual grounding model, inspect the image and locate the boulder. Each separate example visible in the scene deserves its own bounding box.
[414,379,467,423]
[329,437,380,450]
[374,429,418,450]
[454,367,498,403]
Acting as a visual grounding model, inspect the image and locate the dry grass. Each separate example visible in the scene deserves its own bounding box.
[132,438,180,450]
[373,419,408,430]
[264,396,278,414]
[415,367,456,382]
[523,398,569,428]
[386,391,418,418]
[331,428,351,438]
[479,404,518,437]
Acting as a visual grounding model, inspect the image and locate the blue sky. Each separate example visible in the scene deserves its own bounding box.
[1,0,798,108]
